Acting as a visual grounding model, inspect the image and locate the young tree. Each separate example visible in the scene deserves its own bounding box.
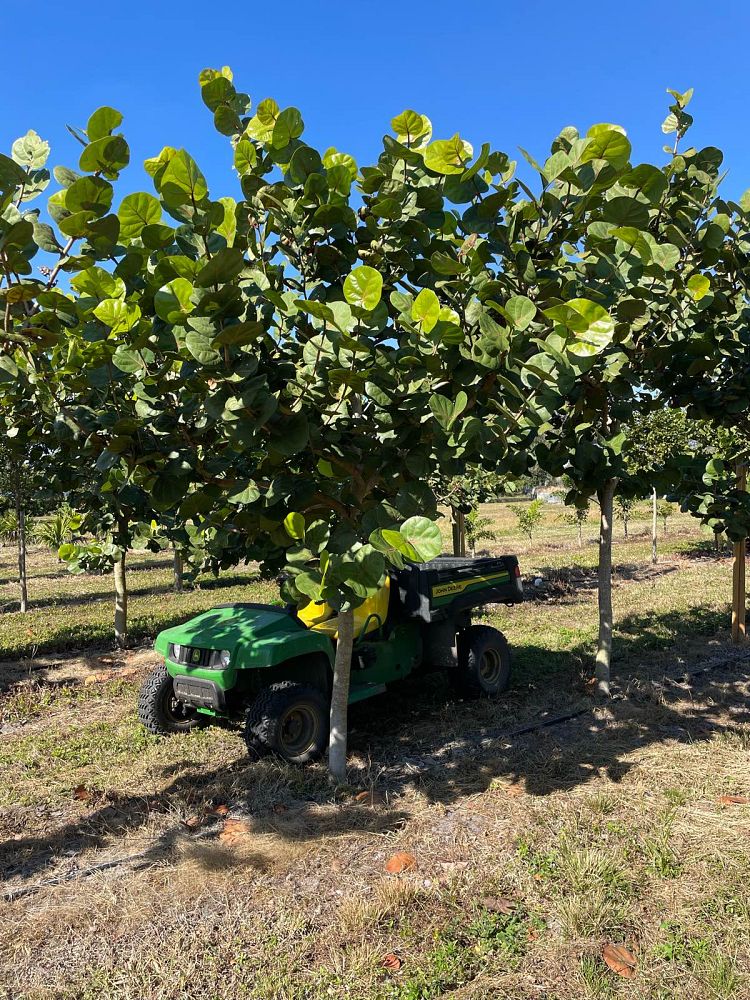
[465,507,497,557]
[656,499,675,535]
[494,90,724,692]
[514,499,544,542]
[615,496,636,539]
[561,501,590,548]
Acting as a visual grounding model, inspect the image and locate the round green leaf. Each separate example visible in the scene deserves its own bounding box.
[79,135,130,175]
[87,107,123,142]
[581,124,631,170]
[687,274,710,301]
[118,192,161,241]
[343,265,383,310]
[65,176,113,217]
[412,288,440,333]
[272,107,304,148]
[11,130,50,169]
[398,516,442,562]
[158,150,208,206]
[154,278,195,324]
[545,298,615,356]
[505,295,536,331]
[391,110,431,145]
[284,512,306,540]
[93,299,141,334]
[424,135,473,175]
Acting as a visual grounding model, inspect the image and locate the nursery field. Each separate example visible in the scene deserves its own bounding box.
[1,501,749,999]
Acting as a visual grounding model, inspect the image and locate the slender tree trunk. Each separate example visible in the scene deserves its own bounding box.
[577,520,583,548]
[173,548,183,592]
[451,507,466,557]
[13,466,28,613]
[328,607,355,783]
[732,462,747,644]
[714,529,721,555]
[595,478,617,696]
[623,516,628,540]
[651,488,658,565]
[113,551,128,649]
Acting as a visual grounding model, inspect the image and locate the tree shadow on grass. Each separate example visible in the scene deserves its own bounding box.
[1,604,748,888]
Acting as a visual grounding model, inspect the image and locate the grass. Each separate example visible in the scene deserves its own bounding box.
[0,501,749,998]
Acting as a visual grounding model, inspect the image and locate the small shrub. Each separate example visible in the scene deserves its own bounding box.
[514,499,544,542]
[465,506,496,557]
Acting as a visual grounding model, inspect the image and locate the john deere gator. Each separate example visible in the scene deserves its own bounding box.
[138,554,523,763]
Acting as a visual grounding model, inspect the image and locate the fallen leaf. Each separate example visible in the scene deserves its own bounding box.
[506,784,524,798]
[385,851,416,874]
[381,952,402,972]
[219,818,252,844]
[481,895,516,915]
[718,795,749,806]
[73,785,91,802]
[183,815,202,829]
[602,943,637,978]
[355,789,387,807]
[211,803,230,817]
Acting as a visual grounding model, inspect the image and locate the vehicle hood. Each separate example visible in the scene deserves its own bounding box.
[155,603,304,654]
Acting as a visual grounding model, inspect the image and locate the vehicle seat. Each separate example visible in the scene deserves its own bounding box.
[297,577,390,640]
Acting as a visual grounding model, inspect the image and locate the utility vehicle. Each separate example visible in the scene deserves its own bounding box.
[138,555,523,763]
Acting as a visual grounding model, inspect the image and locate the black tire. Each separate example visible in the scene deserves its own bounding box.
[450,625,511,699]
[244,681,329,764]
[138,662,205,735]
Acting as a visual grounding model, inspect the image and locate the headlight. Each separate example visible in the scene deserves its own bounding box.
[220,649,231,668]
[171,643,182,661]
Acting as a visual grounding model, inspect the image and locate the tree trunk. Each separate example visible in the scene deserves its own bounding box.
[113,551,128,649]
[451,507,466,557]
[651,488,658,565]
[714,529,721,555]
[16,503,28,614]
[595,478,617,696]
[328,607,355,783]
[173,548,183,592]
[623,516,628,540]
[732,462,747,644]
[577,520,583,548]
[14,466,28,613]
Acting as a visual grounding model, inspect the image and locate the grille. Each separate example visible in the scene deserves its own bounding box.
[169,644,222,668]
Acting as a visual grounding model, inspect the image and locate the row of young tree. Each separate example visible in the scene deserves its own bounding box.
[2,73,749,776]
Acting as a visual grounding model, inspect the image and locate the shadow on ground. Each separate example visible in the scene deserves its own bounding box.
[2,604,748,888]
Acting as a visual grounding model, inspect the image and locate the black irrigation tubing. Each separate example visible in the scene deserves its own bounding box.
[4,644,750,904]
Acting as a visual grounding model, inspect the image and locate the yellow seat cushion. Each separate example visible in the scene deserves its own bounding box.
[299,577,390,639]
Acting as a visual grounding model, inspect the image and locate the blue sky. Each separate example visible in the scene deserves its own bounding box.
[3,1,749,201]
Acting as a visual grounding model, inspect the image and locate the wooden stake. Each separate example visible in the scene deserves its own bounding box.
[732,462,747,644]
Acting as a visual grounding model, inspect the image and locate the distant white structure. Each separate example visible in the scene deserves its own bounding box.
[533,487,564,505]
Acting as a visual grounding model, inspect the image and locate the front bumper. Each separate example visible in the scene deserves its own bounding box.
[165,657,235,691]
[173,674,226,711]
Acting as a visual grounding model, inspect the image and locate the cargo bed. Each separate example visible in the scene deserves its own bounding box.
[395,555,523,623]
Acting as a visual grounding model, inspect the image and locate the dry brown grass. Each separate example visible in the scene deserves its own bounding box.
[1,506,749,998]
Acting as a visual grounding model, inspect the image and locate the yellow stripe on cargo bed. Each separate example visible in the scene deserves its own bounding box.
[431,571,510,599]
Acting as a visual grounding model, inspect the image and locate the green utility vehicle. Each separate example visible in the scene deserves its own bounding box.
[138,555,523,763]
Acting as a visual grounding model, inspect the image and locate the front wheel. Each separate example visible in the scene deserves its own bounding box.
[138,662,205,735]
[244,681,329,764]
[450,625,511,699]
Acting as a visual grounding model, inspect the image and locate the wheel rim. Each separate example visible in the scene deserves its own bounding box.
[161,685,198,726]
[478,647,502,687]
[279,704,319,756]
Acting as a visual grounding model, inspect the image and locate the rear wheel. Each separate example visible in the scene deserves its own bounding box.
[138,662,205,735]
[244,681,329,764]
[450,625,511,699]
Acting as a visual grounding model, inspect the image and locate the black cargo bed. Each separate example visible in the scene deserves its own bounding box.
[396,555,523,623]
